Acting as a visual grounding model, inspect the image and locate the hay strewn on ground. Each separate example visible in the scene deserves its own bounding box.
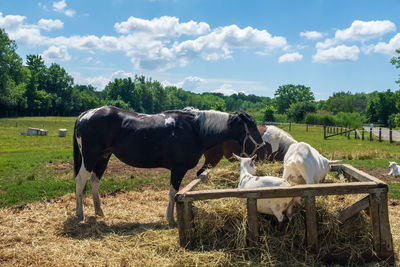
[0,161,398,266]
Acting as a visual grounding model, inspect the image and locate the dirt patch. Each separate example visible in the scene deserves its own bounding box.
[359,167,400,185]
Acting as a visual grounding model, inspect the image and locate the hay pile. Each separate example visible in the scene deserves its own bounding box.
[0,161,397,266]
[192,161,382,265]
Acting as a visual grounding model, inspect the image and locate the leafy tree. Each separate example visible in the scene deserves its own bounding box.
[287,101,316,122]
[0,29,27,116]
[391,49,400,87]
[366,90,397,126]
[274,84,314,114]
[263,105,276,122]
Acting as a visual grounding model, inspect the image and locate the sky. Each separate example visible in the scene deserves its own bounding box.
[1,0,400,100]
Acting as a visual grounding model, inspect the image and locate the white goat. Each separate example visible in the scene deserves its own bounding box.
[387,162,400,177]
[234,154,298,224]
[262,125,297,161]
[283,142,340,184]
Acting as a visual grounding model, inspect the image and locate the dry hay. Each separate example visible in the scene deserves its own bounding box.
[0,161,397,266]
[191,161,393,266]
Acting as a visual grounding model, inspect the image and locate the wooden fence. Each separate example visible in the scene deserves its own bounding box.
[324,126,395,143]
[175,165,394,261]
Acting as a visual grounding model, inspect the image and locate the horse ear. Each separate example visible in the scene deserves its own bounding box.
[232,153,241,161]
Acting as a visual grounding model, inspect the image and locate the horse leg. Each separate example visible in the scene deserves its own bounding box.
[91,154,111,217]
[75,163,92,221]
[167,167,187,226]
[197,145,223,176]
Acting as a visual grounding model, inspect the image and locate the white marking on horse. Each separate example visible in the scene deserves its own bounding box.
[165,117,175,127]
[79,107,102,121]
[166,185,178,226]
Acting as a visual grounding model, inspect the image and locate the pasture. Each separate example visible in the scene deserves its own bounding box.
[1,117,400,266]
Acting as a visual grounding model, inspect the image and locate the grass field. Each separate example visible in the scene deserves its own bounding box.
[1,117,400,207]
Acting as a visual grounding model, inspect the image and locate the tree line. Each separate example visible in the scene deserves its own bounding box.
[1,28,400,128]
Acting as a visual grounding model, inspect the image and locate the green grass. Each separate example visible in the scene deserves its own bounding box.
[2,118,400,208]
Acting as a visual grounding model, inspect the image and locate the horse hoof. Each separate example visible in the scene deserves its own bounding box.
[168,220,177,228]
[95,209,104,217]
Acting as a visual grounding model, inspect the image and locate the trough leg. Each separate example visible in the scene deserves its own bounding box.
[176,200,193,247]
[305,195,318,253]
[247,198,259,247]
[369,188,394,260]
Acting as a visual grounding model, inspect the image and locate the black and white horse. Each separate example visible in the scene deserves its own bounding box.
[73,106,264,225]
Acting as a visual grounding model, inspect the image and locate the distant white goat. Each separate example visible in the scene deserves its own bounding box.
[283,142,341,184]
[387,162,400,177]
[233,154,299,224]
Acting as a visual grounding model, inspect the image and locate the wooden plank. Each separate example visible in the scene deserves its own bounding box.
[375,189,394,260]
[177,182,377,201]
[340,164,387,184]
[247,198,259,247]
[176,201,188,247]
[338,195,369,223]
[305,196,318,253]
[183,201,193,247]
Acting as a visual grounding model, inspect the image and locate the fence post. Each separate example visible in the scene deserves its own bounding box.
[362,128,364,140]
[354,129,357,139]
[370,127,373,141]
[348,129,350,139]
[390,128,393,143]
[379,128,382,142]
[341,127,343,135]
[324,126,326,139]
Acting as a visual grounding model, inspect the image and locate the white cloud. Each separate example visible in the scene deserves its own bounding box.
[316,38,337,49]
[114,16,210,37]
[42,45,71,61]
[315,20,396,52]
[373,33,400,55]
[313,45,360,64]
[161,76,205,91]
[53,0,76,17]
[335,20,396,42]
[37,18,63,31]
[278,52,303,63]
[212,84,247,96]
[300,31,323,40]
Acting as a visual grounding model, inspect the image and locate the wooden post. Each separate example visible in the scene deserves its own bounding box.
[348,129,350,139]
[379,128,382,142]
[362,128,364,140]
[176,201,193,247]
[390,128,393,143]
[370,127,373,141]
[323,125,326,139]
[340,127,343,135]
[354,129,357,139]
[305,195,318,253]
[247,198,259,247]
[369,188,394,260]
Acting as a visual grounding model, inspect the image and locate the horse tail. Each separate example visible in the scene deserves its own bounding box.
[73,119,81,177]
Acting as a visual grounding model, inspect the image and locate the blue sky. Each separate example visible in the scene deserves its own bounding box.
[1,0,400,100]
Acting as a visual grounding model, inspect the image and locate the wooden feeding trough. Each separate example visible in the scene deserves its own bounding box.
[175,165,394,261]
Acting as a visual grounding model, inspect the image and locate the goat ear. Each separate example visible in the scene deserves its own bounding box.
[251,154,257,161]
[232,153,241,161]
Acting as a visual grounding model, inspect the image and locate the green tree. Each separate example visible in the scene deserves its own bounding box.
[287,101,316,122]
[274,84,314,114]
[263,105,276,122]
[391,49,400,87]
[0,29,27,116]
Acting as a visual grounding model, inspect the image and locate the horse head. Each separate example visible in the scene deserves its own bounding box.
[232,112,267,160]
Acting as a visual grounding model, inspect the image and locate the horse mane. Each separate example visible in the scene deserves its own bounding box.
[183,107,229,135]
[264,125,297,154]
